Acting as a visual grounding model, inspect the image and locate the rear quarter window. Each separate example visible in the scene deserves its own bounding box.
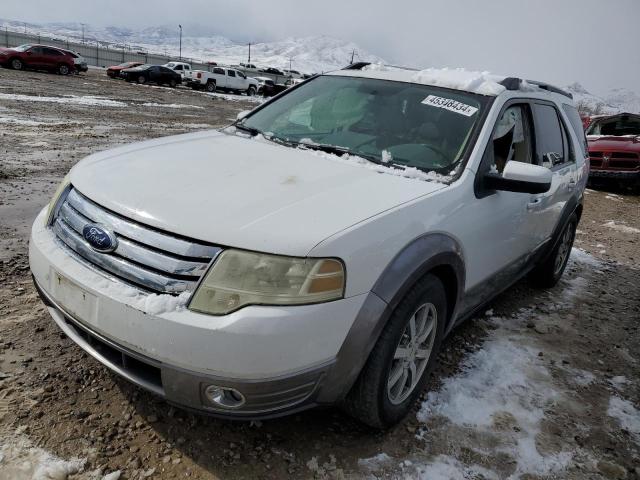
[562,104,588,157]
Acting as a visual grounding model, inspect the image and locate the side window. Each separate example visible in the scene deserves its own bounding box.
[238,71,246,79]
[43,48,62,56]
[490,105,533,173]
[28,47,42,54]
[227,70,236,77]
[533,104,567,167]
[213,67,224,75]
[175,65,183,71]
[562,104,588,158]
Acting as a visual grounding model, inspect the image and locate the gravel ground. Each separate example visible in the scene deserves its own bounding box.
[0,68,638,480]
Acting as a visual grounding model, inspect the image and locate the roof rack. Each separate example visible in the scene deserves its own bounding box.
[499,77,573,99]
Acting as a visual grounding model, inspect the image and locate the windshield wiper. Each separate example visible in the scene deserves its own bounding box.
[234,123,261,136]
[300,143,352,156]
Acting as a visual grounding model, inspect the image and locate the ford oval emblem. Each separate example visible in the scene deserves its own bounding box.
[82,224,118,253]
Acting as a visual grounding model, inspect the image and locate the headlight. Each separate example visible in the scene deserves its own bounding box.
[189,250,345,315]
[46,174,71,225]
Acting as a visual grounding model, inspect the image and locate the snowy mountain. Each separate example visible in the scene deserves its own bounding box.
[565,82,640,115]
[0,19,385,74]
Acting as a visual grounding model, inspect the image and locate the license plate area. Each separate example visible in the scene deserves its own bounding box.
[51,269,97,322]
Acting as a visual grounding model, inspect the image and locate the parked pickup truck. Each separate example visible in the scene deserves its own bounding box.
[185,66,258,95]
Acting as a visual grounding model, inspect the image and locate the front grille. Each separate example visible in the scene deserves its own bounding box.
[589,158,603,168]
[589,151,603,158]
[52,188,221,294]
[589,151,639,171]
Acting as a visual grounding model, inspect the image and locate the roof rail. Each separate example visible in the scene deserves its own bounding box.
[499,77,573,99]
[342,62,371,70]
[342,62,420,72]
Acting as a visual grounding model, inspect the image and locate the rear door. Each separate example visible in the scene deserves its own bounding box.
[527,101,578,248]
[41,47,64,69]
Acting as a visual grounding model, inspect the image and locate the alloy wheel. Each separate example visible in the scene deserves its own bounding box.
[387,302,438,405]
[554,223,573,275]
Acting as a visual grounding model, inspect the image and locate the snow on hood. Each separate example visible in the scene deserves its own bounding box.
[69,130,445,256]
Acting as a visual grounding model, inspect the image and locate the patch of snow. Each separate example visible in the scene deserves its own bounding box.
[205,92,264,104]
[0,92,126,107]
[0,430,86,480]
[607,396,640,443]
[603,221,640,234]
[417,321,573,478]
[141,102,204,109]
[407,455,499,480]
[0,117,71,127]
[569,248,602,268]
[572,369,596,386]
[410,68,506,96]
[609,376,628,389]
[358,453,392,471]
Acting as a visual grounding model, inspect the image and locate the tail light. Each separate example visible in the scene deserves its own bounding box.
[197,72,202,79]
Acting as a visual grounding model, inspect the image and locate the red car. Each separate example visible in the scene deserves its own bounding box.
[0,44,75,75]
[106,61,144,78]
[586,112,640,187]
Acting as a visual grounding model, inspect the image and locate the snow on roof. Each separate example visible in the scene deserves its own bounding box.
[330,65,507,96]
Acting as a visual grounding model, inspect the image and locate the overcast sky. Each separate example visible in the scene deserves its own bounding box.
[3,0,639,95]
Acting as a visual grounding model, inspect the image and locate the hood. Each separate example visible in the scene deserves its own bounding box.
[588,135,640,152]
[0,47,14,55]
[70,131,445,256]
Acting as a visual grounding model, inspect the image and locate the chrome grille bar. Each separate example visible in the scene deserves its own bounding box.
[51,187,222,294]
[66,189,219,259]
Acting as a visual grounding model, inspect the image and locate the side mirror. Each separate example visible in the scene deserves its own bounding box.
[236,110,250,121]
[484,161,552,194]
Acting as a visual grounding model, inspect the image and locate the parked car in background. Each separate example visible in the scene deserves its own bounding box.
[185,66,258,95]
[106,61,144,78]
[586,112,640,187]
[63,50,88,74]
[163,61,192,78]
[255,76,287,97]
[121,64,182,87]
[0,44,76,75]
[283,69,302,79]
[259,66,285,76]
[31,67,587,429]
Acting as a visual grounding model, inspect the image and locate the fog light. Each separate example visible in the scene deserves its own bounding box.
[204,385,245,409]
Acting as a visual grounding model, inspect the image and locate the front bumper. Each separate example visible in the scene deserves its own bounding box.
[589,169,640,183]
[29,207,374,418]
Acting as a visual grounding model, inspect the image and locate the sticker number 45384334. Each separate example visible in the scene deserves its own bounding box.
[422,95,478,117]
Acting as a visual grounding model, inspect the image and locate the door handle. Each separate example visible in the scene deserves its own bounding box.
[527,197,542,210]
[567,180,576,190]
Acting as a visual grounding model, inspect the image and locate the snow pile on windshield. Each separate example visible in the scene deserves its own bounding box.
[303,147,454,183]
[410,68,506,96]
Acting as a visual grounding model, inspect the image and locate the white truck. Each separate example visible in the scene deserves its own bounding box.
[163,61,192,78]
[185,66,259,96]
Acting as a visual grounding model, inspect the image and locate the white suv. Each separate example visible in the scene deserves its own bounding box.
[29,65,588,428]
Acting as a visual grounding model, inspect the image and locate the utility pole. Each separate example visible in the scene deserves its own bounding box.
[248,42,251,64]
[289,57,292,72]
[178,25,182,60]
[350,49,356,64]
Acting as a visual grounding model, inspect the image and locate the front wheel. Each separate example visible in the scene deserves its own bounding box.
[169,79,177,88]
[247,85,256,96]
[530,213,577,288]
[344,274,446,428]
[137,75,146,84]
[58,64,70,75]
[205,81,216,93]
[11,58,23,70]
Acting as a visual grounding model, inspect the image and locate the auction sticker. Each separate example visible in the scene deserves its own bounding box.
[421,95,478,117]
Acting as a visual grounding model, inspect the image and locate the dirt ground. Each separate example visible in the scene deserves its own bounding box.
[0,68,638,480]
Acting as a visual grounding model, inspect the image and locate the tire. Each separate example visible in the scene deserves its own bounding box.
[530,213,577,288]
[169,79,177,88]
[205,81,216,93]
[344,274,447,429]
[58,64,70,75]
[137,75,146,84]
[11,58,23,70]
[247,85,256,97]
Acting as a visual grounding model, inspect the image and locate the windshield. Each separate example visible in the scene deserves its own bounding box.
[586,115,640,136]
[240,75,487,173]
[13,44,32,52]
